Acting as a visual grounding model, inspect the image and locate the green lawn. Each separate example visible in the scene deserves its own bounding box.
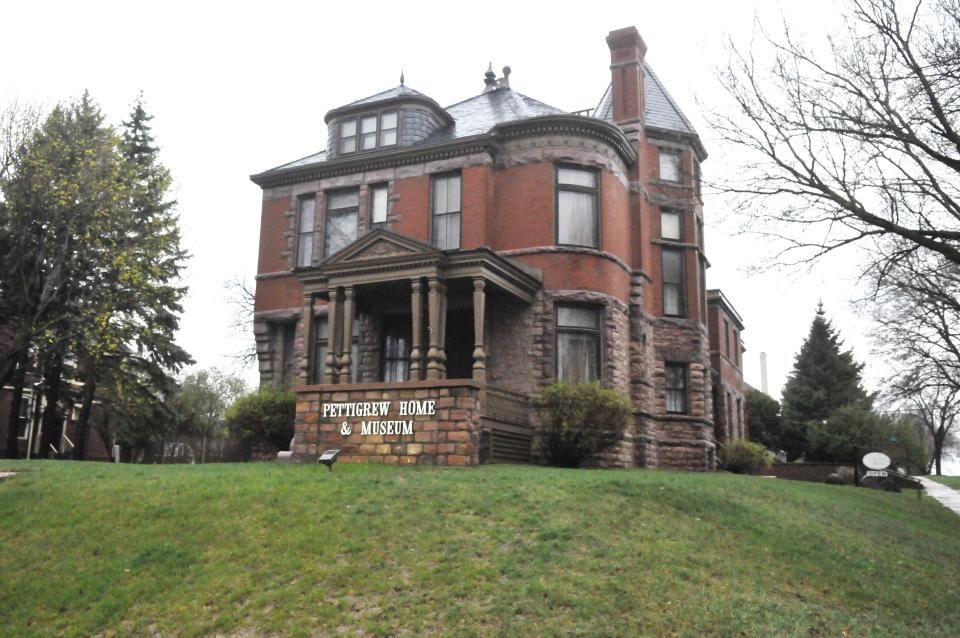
[0,461,958,637]
[930,475,960,490]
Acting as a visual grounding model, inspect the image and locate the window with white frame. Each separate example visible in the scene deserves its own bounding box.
[665,363,687,414]
[556,166,599,247]
[296,196,315,268]
[431,172,461,250]
[556,304,602,383]
[324,189,359,258]
[659,148,681,183]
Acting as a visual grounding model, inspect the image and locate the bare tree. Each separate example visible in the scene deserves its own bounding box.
[890,376,960,474]
[710,0,960,267]
[871,247,960,472]
[223,274,257,370]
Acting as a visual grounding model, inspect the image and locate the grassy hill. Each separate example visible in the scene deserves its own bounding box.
[0,461,957,637]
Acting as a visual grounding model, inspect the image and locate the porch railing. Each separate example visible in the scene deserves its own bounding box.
[483,386,530,426]
[481,386,533,463]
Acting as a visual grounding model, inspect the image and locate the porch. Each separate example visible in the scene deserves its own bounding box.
[291,229,542,465]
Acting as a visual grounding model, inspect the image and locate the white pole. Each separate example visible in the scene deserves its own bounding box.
[760,352,769,395]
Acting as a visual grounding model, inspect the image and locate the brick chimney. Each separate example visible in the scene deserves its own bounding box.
[606,26,647,124]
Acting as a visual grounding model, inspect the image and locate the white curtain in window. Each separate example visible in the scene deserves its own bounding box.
[432,212,461,250]
[558,191,596,246]
[383,333,409,382]
[371,186,388,224]
[661,211,681,240]
[557,332,599,384]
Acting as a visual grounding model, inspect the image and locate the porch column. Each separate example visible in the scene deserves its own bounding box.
[472,278,486,383]
[438,281,448,378]
[301,294,314,384]
[339,285,355,381]
[323,288,340,384]
[426,277,444,380]
[409,278,423,381]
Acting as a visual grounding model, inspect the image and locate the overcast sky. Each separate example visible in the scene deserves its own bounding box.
[1,0,895,402]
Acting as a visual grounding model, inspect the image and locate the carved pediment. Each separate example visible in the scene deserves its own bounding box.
[349,238,417,261]
[324,229,441,265]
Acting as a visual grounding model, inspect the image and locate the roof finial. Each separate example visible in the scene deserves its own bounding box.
[483,62,497,93]
[400,69,405,86]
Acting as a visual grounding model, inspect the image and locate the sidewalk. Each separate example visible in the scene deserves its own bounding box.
[0,472,16,482]
[915,476,960,516]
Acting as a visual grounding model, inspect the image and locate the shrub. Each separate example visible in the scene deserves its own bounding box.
[225,386,296,457]
[535,382,632,468]
[718,439,773,474]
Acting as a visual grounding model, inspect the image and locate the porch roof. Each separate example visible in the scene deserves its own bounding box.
[297,229,543,303]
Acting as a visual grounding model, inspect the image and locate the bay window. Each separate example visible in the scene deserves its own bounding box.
[665,363,687,414]
[556,166,599,247]
[662,247,685,317]
[556,304,601,384]
[661,210,682,241]
[659,148,681,183]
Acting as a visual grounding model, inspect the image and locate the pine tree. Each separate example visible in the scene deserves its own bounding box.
[71,94,193,459]
[779,303,872,459]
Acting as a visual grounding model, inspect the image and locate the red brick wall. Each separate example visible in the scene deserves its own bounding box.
[257,196,292,274]
[254,276,304,313]
[391,174,430,241]
[490,163,555,250]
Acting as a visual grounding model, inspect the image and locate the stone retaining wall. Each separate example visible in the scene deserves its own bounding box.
[293,380,482,466]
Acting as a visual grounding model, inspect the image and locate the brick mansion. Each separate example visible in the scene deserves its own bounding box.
[249,26,746,469]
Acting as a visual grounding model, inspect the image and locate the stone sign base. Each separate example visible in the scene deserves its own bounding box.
[292,380,482,466]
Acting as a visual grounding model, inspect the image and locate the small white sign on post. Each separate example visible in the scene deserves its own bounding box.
[862,452,891,471]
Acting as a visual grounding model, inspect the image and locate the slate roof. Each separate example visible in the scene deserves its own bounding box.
[422,89,565,144]
[256,62,701,178]
[340,84,432,109]
[593,63,697,136]
[269,149,327,172]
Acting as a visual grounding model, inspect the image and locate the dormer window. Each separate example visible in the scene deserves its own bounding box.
[339,110,399,155]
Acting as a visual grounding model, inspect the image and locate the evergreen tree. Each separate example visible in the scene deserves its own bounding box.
[71,94,193,459]
[1,92,192,460]
[1,94,132,457]
[779,303,872,459]
[744,388,783,451]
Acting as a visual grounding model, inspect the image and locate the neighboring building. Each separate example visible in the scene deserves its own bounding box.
[249,26,746,469]
[0,375,111,461]
[707,289,747,444]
